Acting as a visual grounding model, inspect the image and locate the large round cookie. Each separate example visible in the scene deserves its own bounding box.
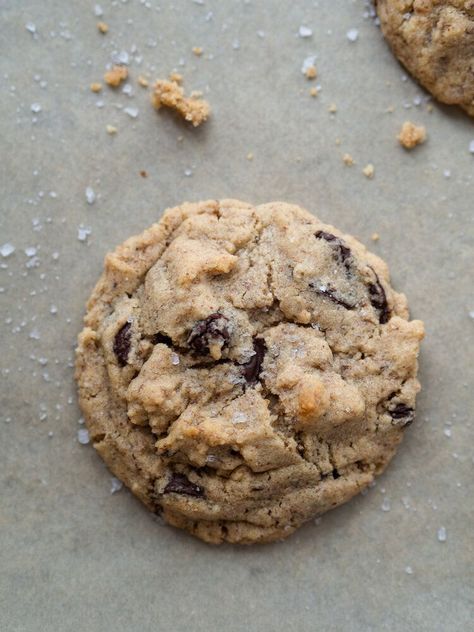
[76,200,424,544]
[376,0,474,116]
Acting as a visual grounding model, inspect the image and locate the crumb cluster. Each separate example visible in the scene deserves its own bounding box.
[398,121,427,149]
[151,79,210,127]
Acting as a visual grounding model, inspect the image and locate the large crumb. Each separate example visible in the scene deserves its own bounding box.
[363,164,375,179]
[97,22,109,34]
[151,79,210,127]
[342,153,354,166]
[305,65,317,80]
[104,65,128,87]
[398,121,426,149]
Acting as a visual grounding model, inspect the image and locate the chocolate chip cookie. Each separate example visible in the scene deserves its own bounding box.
[76,200,424,544]
[376,0,474,116]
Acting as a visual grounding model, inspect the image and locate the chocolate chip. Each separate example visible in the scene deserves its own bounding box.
[113,322,132,366]
[315,230,351,270]
[390,403,415,427]
[163,473,204,498]
[309,281,355,310]
[151,332,173,346]
[187,313,230,355]
[368,268,390,324]
[241,338,266,385]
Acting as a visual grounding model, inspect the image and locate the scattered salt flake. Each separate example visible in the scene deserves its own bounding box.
[232,411,248,424]
[29,328,40,340]
[0,243,15,257]
[25,246,37,257]
[443,427,452,438]
[232,39,240,50]
[184,168,193,177]
[124,106,139,118]
[257,30,265,38]
[469,310,474,319]
[77,226,92,242]
[299,26,313,38]
[443,169,451,178]
[437,526,447,542]
[469,139,474,154]
[77,428,90,445]
[171,353,180,365]
[110,477,123,494]
[301,55,317,75]
[122,84,133,96]
[381,497,391,512]
[405,566,413,575]
[113,50,130,65]
[31,103,42,113]
[346,28,359,42]
[206,454,218,463]
[94,4,104,17]
[25,22,36,34]
[85,187,96,205]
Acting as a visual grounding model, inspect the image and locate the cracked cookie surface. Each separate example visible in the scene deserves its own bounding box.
[376,0,474,116]
[76,200,424,544]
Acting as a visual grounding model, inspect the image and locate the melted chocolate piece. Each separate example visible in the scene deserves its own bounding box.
[310,282,355,310]
[187,313,230,355]
[151,332,173,346]
[315,230,351,270]
[163,473,204,498]
[241,338,266,385]
[113,322,132,366]
[390,403,415,427]
[368,268,390,324]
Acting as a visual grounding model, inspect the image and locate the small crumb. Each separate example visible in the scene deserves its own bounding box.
[151,79,210,127]
[363,164,375,179]
[104,65,128,87]
[97,21,109,34]
[305,65,317,80]
[106,124,117,134]
[309,87,318,97]
[137,75,149,88]
[90,82,102,93]
[335,138,341,146]
[398,121,427,149]
[247,152,254,161]
[342,153,354,166]
[385,105,395,113]
[328,103,337,113]
[140,170,148,178]
[169,72,183,84]
[371,232,380,241]
[192,46,203,56]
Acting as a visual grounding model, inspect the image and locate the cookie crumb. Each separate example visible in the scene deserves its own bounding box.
[169,72,183,84]
[328,103,337,113]
[151,79,210,127]
[90,82,102,93]
[192,46,203,56]
[363,164,375,179]
[305,65,317,80]
[342,153,354,166]
[97,21,109,34]
[398,121,426,149]
[106,124,117,135]
[309,87,318,97]
[140,170,148,178]
[104,65,128,87]
[247,152,254,161]
[137,75,149,88]
[371,232,380,241]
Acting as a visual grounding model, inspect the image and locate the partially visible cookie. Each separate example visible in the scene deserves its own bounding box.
[76,200,424,544]
[376,0,474,116]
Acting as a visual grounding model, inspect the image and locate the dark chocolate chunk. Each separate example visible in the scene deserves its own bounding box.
[315,230,351,270]
[113,321,132,366]
[163,473,204,498]
[151,332,173,346]
[390,403,415,427]
[309,282,355,310]
[187,313,230,355]
[368,268,390,324]
[241,338,266,385]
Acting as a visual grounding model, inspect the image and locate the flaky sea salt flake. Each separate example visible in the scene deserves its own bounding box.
[85,187,96,204]
[346,28,359,42]
[299,26,313,38]
[0,243,15,257]
[437,526,447,542]
[110,477,123,493]
[77,428,90,445]
[124,106,139,118]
